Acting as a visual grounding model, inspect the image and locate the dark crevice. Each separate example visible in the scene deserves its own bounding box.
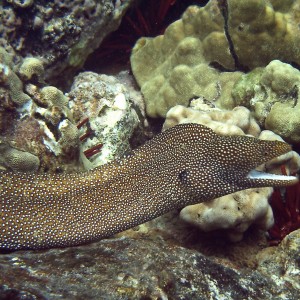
[217,0,249,72]
[209,61,236,72]
[289,61,300,71]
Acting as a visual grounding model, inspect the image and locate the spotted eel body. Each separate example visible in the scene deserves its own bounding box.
[0,124,298,250]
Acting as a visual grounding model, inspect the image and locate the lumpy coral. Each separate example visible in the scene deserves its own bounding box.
[130,0,300,118]
[180,187,274,242]
[227,0,300,69]
[163,102,260,137]
[130,1,240,117]
[232,60,300,143]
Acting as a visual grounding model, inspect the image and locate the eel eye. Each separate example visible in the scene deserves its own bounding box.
[178,170,189,184]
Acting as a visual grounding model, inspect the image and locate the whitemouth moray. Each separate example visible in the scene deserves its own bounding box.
[0,124,298,250]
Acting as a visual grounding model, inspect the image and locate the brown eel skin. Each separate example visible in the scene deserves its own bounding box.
[0,124,298,250]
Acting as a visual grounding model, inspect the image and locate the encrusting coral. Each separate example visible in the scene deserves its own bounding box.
[163,103,300,241]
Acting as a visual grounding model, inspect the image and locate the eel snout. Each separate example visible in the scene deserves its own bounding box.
[245,140,298,188]
[212,135,299,191]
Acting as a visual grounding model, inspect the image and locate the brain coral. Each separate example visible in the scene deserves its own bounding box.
[0,47,31,105]
[40,86,68,107]
[130,0,300,118]
[0,142,40,172]
[19,57,44,82]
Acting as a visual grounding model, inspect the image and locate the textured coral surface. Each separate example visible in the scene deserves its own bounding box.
[131,0,300,119]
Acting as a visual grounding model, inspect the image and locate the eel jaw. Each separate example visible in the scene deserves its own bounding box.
[246,169,299,187]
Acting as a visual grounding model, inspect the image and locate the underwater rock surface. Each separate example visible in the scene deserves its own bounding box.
[0,0,134,84]
[0,228,300,300]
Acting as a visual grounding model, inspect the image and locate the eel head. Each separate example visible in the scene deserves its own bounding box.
[169,124,298,203]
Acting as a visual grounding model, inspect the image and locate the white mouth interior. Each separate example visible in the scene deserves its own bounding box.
[247,170,298,181]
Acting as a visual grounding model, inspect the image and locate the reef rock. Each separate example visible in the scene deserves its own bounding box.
[0,227,300,299]
[257,229,300,292]
[0,0,134,84]
[68,71,140,169]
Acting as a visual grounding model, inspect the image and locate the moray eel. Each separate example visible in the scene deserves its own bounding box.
[0,124,298,250]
